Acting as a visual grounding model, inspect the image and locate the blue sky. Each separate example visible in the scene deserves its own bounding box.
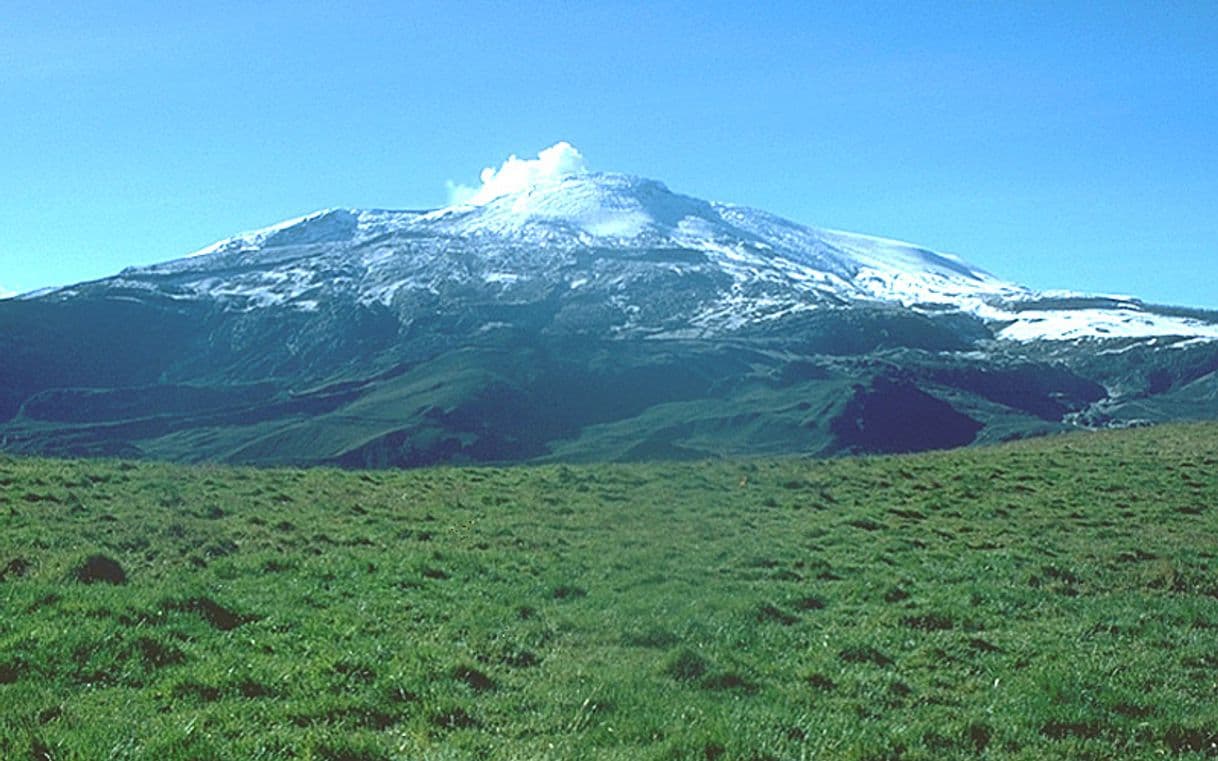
[2,1,1215,307]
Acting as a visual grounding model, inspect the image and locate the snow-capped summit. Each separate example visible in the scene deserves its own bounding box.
[50,142,1218,344]
[432,171,707,241]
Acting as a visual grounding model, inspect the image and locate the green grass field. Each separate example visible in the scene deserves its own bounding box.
[2,423,1217,760]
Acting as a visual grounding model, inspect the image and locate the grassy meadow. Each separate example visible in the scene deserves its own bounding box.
[1,423,1217,760]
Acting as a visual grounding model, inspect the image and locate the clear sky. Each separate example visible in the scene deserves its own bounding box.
[2,1,1215,307]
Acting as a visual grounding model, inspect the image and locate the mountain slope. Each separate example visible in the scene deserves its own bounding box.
[3,143,1217,466]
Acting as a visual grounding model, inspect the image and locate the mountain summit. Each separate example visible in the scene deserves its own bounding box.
[2,144,1217,466]
[103,142,1215,344]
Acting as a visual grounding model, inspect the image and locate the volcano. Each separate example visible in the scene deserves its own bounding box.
[3,143,1216,466]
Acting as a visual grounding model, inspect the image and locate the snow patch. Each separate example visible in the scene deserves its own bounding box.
[581,211,651,238]
[484,272,520,285]
[1028,288,1139,303]
[997,309,1218,342]
[1171,336,1218,350]
[359,278,417,307]
[184,209,353,259]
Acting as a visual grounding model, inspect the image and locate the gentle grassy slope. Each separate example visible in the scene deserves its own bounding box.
[1,424,1217,760]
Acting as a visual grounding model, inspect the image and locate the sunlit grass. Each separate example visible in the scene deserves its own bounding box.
[2,423,1217,759]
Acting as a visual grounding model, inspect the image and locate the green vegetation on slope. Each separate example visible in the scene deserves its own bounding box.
[1,424,1217,760]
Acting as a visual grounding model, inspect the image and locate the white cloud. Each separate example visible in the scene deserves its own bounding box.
[446,141,587,206]
[0,285,16,300]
